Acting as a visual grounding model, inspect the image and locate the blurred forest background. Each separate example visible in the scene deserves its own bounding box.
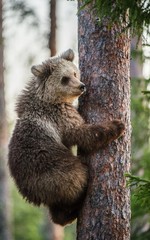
[0,0,150,240]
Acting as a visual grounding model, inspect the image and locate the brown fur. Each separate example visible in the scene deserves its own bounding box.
[8,49,125,226]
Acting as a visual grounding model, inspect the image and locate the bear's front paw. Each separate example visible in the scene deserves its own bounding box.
[110,120,125,138]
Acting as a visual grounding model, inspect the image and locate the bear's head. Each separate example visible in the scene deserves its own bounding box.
[31,49,86,104]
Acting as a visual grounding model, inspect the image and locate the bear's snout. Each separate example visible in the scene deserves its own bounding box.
[79,83,86,93]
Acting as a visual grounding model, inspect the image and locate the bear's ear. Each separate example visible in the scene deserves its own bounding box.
[31,62,54,79]
[60,49,74,62]
[31,65,43,77]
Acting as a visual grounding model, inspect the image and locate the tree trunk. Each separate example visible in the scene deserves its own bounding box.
[130,37,143,78]
[77,2,131,240]
[49,0,56,56]
[0,0,12,239]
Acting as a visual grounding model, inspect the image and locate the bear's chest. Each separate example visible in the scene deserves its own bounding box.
[59,104,84,129]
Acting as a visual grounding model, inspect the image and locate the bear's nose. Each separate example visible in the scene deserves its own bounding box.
[79,83,86,92]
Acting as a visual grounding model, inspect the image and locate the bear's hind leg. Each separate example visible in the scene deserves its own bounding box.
[49,204,80,226]
[34,147,88,225]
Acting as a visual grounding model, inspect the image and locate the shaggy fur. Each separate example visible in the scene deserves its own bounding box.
[8,49,125,226]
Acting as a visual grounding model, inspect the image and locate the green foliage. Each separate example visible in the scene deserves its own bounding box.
[131,49,145,64]
[142,90,150,95]
[80,0,150,38]
[126,173,150,212]
[64,224,76,240]
[131,77,150,167]
[131,231,150,240]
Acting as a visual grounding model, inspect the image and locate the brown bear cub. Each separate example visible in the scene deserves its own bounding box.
[8,49,125,226]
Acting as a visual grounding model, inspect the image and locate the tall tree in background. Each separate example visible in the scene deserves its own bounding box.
[49,0,56,57]
[77,1,131,239]
[49,1,64,239]
[0,0,12,239]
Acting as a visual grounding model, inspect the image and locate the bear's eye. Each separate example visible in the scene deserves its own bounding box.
[74,72,76,77]
[61,76,70,85]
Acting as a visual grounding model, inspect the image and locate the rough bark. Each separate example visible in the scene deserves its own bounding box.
[49,0,56,56]
[0,0,12,239]
[77,2,131,240]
